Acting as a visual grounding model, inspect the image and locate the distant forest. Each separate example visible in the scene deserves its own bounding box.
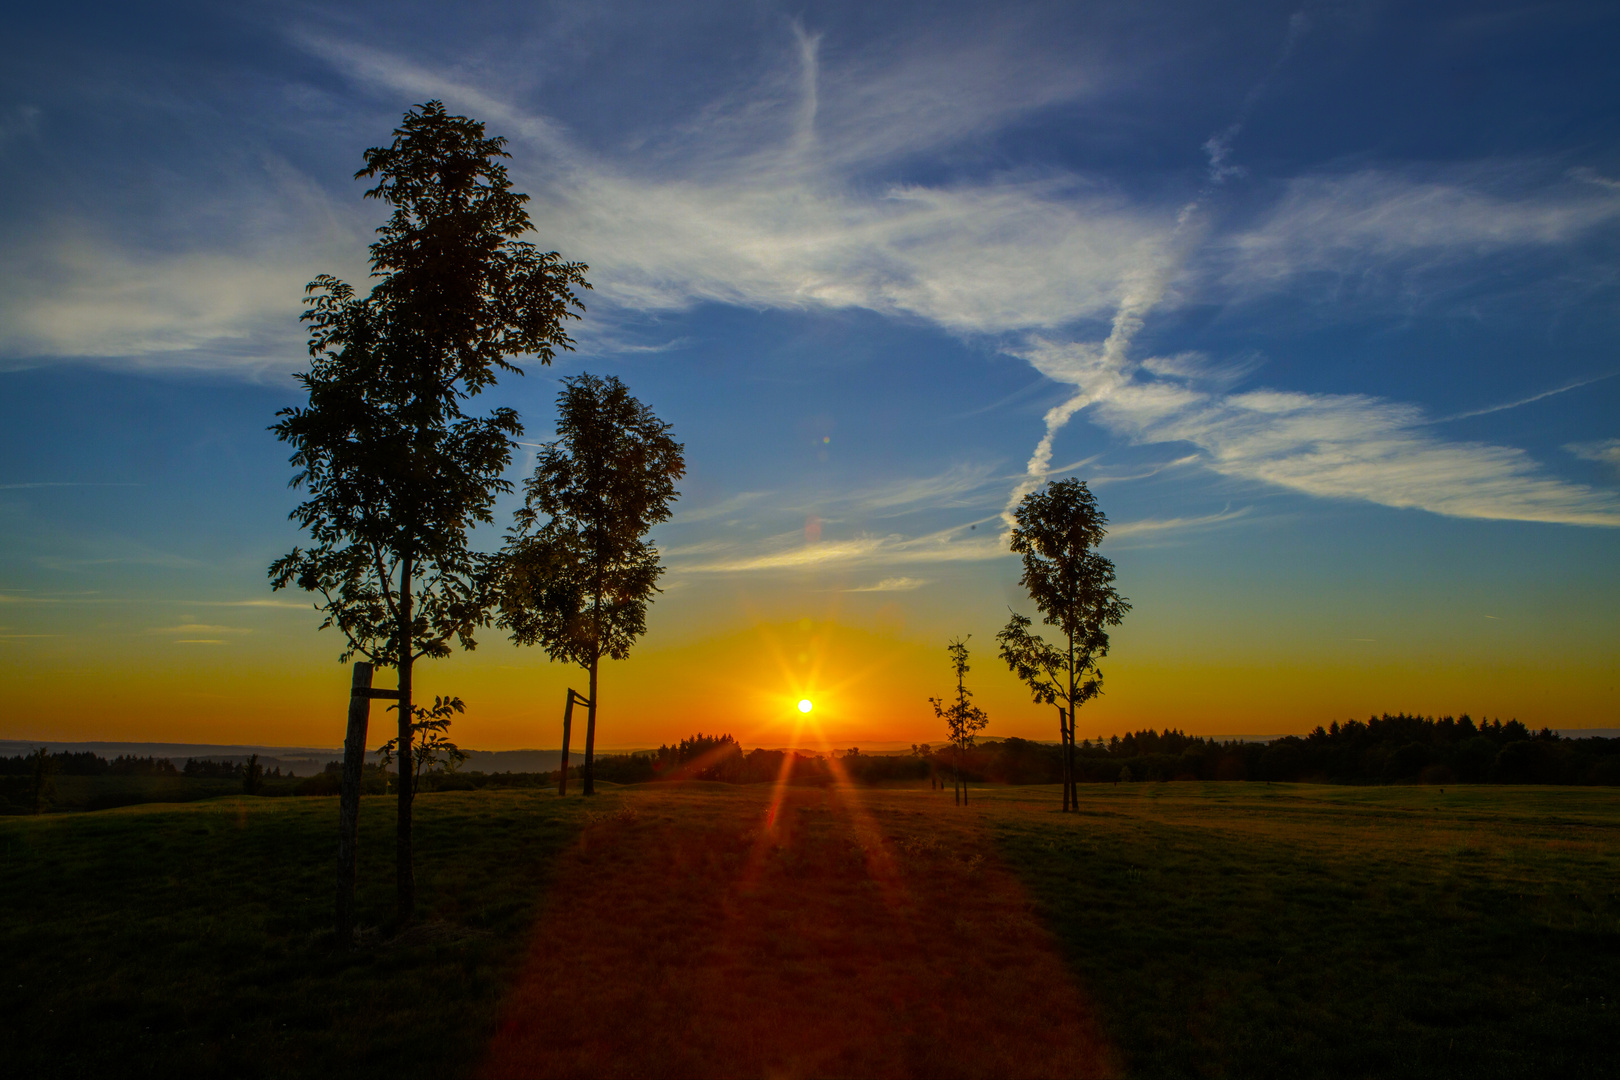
[3,713,1616,814]
[936,714,1620,787]
[580,715,1620,787]
[0,754,291,780]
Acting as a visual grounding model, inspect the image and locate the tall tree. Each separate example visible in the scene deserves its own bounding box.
[497,373,684,795]
[997,478,1130,813]
[270,101,588,924]
[930,637,989,806]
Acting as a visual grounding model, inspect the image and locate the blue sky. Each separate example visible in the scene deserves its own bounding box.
[1,1,1617,747]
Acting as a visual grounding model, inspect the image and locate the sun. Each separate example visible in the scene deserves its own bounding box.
[797,698,813,714]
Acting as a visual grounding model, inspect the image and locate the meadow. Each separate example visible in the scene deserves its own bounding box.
[1,781,1615,1078]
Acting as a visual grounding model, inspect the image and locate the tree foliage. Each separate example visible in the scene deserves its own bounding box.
[26,746,55,815]
[998,478,1129,812]
[378,696,470,793]
[930,637,989,806]
[267,101,588,919]
[269,101,589,670]
[497,373,684,794]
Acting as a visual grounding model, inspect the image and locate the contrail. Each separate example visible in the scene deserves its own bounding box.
[1001,10,1310,533]
[1001,211,1196,529]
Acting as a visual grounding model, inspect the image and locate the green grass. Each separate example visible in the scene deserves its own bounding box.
[3,781,1616,1078]
[0,789,594,1079]
[986,781,1620,1079]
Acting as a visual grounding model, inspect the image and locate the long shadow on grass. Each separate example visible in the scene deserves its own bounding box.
[991,782,1620,1080]
[0,790,589,1079]
[481,783,1117,1079]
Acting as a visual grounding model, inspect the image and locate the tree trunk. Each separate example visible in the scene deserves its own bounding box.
[558,689,575,796]
[396,550,415,924]
[582,655,599,796]
[336,661,373,948]
[1066,708,1077,812]
[1066,629,1077,814]
[1056,705,1070,812]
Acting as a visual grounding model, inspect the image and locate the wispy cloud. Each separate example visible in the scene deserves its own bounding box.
[1439,374,1615,422]
[1218,168,1620,294]
[1085,454,1202,485]
[1568,439,1620,473]
[843,577,931,592]
[0,592,115,605]
[669,502,1239,575]
[196,598,311,609]
[1019,337,1620,526]
[0,594,307,610]
[294,32,1161,341]
[678,535,901,573]
[834,463,1003,516]
[0,156,367,370]
[1108,507,1251,538]
[8,19,1611,538]
[669,491,773,525]
[1568,167,1620,193]
[11,22,1615,382]
[0,482,143,490]
[146,623,251,636]
[1202,9,1311,184]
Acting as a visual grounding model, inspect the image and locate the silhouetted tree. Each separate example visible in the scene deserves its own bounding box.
[26,746,55,815]
[931,637,989,806]
[497,374,684,795]
[242,753,265,795]
[379,695,469,793]
[269,101,588,924]
[998,479,1129,812]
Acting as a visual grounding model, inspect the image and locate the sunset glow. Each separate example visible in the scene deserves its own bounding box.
[3,9,1616,1080]
[0,4,1616,754]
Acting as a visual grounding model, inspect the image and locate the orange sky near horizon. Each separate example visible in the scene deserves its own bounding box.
[3,612,1614,751]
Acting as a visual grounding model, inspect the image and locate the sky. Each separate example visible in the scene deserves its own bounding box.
[1,0,1617,752]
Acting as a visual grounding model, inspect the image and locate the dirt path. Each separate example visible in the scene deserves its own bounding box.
[480,784,1115,1079]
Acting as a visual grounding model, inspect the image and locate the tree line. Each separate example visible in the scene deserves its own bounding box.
[902,717,1620,786]
[572,715,1620,789]
[0,751,178,776]
[1230,714,1620,786]
[10,712,1610,818]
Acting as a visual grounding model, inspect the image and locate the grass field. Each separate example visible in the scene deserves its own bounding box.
[1,781,1615,1078]
[0,789,586,1079]
[991,782,1620,1078]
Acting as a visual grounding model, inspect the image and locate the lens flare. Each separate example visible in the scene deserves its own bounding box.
[798,698,813,713]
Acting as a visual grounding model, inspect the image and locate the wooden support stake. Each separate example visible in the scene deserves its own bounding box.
[558,689,590,796]
[336,661,373,948]
[1056,706,1069,812]
[559,690,576,796]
